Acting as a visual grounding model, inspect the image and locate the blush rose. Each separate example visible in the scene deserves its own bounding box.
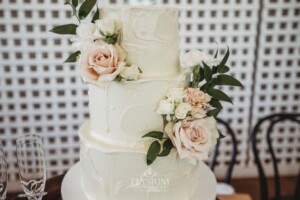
[165,117,219,164]
[79,42,126,82]
[187,88,211,109]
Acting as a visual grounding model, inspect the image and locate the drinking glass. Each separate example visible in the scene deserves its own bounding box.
[0,140,7,200]
[16,134,47,200]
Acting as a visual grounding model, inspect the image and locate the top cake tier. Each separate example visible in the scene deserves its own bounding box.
[101,7,180,79]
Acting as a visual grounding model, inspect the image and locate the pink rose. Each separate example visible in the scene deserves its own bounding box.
[79,42,126,82]
[165,117,219,164]
[187,88,211,109]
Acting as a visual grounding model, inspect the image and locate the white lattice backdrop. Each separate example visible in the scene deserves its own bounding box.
[249,0,300,177]
[0,0,89,191]
[0,0,299,192]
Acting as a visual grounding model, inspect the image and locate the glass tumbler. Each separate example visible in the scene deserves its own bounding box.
[16,134,46,200]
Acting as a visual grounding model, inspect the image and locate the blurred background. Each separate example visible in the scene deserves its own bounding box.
[0,0,299,199]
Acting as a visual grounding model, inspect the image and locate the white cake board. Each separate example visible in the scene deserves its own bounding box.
[61,162,217,200]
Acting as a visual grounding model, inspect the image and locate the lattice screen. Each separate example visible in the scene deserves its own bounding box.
[249,0,300,177]
[0,0,299,192]
[0,0,89,191]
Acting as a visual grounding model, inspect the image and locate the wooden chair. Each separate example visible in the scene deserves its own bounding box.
[251,113,300,200]
[211,118,238,194]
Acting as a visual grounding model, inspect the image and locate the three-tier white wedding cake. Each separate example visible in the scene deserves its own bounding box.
[51,1,242,198]
[79,7,201,200]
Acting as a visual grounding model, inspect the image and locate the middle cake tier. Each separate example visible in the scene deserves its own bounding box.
[88,76,187,147]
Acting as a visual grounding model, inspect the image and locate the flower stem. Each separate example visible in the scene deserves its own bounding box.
[75,14,81,23]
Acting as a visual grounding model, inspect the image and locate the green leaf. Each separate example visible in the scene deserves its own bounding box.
[216,74,243,87]
[159,139,174,157]
[203,62,213,82]
[218,65,230,73]
[209,78,219,87]
[207,88,233,104]
[78,0,97,20]
[72,0,78,7]
[106,34,118,45]
[219,46,230,67]
[146,141,161,165]
[214,42,219,59]
[212,66,218,74]
[218,131,226,140]
[200,82,208,91]
[207,109,221,117]
[138,67,143,73]
[142,131,164,140]
[65,2,77,16]
[114,75,122,82]
[91,6,100,23]
[209,98,223,110]
[200,78,218,92]
[64,51,80,63]
[49,24,78,35]
[192,65,203,88]
[192,65,200,87]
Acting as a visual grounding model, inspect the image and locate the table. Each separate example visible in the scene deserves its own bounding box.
[218,194,252,200]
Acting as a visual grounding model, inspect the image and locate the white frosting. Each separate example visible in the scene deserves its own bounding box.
[78,6,203,200]
[88,76,188,147]
[79,122,200,200]
[101,7,180,78]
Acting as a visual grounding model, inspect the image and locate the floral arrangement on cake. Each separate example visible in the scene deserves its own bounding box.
[51,0,243,166]
[50,0,141,82]
[142,48,243,165]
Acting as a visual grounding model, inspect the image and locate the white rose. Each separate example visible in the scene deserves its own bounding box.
[157,100,175,115]
[207,117,219,147]
[180,50,217,69]
[95,17,121,36]
[166,87,187,102]
[191,107,207,119]
[165,117,219,164]
[201,53,218,67]
[70,23,101,50]
[77,23,100,40]
[175,103,192,119]
[120,65,140,80]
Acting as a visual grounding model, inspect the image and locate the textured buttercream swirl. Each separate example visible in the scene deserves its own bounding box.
[100,7,180,79]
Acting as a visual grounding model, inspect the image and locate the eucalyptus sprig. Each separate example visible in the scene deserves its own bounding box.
[192,46,243,117]
[50,0,101,63]
[142,131,174,165]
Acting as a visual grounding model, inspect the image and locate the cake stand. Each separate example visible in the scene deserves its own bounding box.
[61,162,217,200]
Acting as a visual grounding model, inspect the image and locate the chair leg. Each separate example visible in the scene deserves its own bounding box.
[294,169,300,200]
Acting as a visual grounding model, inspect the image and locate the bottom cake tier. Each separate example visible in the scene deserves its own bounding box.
[79,121,201,200]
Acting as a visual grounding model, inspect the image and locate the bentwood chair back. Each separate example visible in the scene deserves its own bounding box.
[211,118,238,184]
[251,113,300,200]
